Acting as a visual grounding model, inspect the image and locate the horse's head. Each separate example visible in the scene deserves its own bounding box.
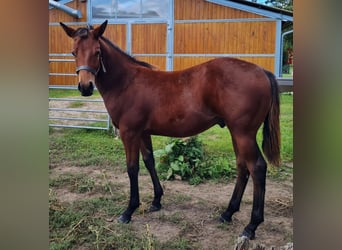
[60,20,108,96]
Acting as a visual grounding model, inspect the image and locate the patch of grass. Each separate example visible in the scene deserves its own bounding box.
[50,173,95,193]
[162,238,193,250]
[68,101,84,108]
[173,193,193,203]
[49,88,101,98]
[279,93,293,163]
[49,194,133,249]
[141,224,157,250]
[267,164,293,180]
[49,128,126,169]
[49,89,79,98]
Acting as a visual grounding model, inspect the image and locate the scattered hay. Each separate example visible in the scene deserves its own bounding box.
[268,198,293,217]
[234,236,293,250]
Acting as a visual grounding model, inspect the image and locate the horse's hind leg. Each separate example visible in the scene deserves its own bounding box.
[222,133,267,239]
[242,149,267,240]
[140,133,164,212]
[220,152,250,223]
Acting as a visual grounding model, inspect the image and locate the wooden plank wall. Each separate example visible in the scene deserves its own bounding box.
[132,24,167,70]
[174,56,274,72]
[173,0,276,72]
[49,1,87,85]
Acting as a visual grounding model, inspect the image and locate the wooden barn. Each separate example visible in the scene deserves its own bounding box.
[49,0,293,86]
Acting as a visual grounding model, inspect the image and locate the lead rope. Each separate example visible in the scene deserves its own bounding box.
[100,56,107,73]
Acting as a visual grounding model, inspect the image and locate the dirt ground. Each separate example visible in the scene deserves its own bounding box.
[51,164,293,249]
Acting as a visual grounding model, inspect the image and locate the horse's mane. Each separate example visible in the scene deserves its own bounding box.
[73,25,154,69]
[99,36,154,69]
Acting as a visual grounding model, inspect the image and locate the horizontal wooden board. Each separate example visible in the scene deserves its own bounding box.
[173,56,274,73]
[174,21,276,54]
[134,56,166,70]
[175,0,264,20]
[49,56,77,85]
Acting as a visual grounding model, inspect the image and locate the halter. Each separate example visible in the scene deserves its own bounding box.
[75,55,107,76]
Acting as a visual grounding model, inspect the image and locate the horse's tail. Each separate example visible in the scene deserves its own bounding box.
[262,70,281,166]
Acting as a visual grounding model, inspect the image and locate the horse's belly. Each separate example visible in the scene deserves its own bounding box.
[148,114,218,137]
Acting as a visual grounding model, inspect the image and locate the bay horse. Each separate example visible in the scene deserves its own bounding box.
[60,20,280,239]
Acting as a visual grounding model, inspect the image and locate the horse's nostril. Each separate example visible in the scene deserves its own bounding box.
[89,81,94,90]
[78,81,94,96]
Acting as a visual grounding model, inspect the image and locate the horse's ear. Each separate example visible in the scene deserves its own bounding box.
[93,20,108,39]
[60,22,76,38]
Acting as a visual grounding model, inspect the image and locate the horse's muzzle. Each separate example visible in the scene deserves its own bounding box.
[78,81,94,96]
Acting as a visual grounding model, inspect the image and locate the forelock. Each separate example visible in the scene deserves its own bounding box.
[74,27,89,38]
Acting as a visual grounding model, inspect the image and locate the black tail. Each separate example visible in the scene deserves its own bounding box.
[262,70,281,166]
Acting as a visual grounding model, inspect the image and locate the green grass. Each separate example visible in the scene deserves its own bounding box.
[279,93,293,163]
[68,101,85,108]
[49,88,101,98]
[49,129,126,169]
[49,195,133,249]
[49,89,78,98]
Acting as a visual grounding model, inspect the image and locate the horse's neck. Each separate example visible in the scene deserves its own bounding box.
[96,41,136,96]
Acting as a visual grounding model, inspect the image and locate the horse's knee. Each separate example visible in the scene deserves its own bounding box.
[250,156,267,181]
[127,164,139,176]
[143,153,155,168]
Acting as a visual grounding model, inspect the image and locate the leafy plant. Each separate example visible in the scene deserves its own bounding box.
[154,137,203,181]
[154,137,235,184]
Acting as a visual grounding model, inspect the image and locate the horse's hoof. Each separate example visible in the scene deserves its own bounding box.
[240,229,255,240]
[149,204,162,212]
[117,214,131,224]
[219,214,232,223]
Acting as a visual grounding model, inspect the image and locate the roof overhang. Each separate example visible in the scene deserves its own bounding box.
[206,0,293,22]
[49,0,82,19]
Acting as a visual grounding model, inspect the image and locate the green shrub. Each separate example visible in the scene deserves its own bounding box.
[154,136,235,184]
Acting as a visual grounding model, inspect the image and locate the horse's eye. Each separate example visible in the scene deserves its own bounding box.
[71,51,76,57]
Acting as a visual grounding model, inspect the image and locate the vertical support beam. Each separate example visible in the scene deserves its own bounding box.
[166,0,174,71]
[107,114,112,131]
[274,19,282,77]
[126,22,132,55]
[87,0,92,23]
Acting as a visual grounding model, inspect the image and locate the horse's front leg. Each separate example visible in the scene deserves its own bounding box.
[140,133,163,212]
[118,130,141,223]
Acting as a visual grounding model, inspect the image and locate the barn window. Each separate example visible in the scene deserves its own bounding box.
[91,0,170,20]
